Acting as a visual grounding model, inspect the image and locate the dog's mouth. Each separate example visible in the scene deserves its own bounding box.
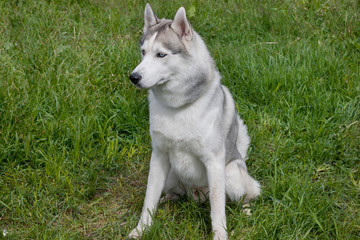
[129,73,169,89]
[130,81,145,89]
[157,78,169,86]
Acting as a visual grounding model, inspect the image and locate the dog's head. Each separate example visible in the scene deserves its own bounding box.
[129,4,194,89]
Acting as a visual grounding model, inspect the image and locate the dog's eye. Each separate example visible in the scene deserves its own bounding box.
[141,49,146,55]
[156,53,167,58]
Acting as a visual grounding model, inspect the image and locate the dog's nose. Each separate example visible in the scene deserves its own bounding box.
[129,72,142,85]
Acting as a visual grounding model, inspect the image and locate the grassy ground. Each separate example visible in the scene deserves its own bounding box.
[0,0,359,239]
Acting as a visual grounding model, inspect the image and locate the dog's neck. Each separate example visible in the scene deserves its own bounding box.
[149,69,220,110]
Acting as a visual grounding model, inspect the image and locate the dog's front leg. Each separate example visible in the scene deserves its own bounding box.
[207,160,228,240]
[129,150,169,239]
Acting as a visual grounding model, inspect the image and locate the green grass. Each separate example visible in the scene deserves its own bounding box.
[0,0,359,239]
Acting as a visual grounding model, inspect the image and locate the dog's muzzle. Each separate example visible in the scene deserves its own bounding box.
[129,72,142,85]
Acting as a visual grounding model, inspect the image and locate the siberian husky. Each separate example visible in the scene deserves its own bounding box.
[128,4,260,239]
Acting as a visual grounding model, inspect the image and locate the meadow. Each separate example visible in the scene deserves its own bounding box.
[0,0,359,239]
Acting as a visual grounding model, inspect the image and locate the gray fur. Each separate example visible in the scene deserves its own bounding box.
[159,32,188,55]
[150,71,209,108]
[140,19,189,56]
[225,113,242,164]
[183,72,208,102]
[139,19,171,47]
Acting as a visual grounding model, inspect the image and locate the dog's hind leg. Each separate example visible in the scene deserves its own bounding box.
[160,167,186,203]
[225,160,260,205]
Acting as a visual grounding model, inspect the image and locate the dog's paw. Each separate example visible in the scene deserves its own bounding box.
[213,230,228,240]
[128,227,143,239]
[160,193,180,203]
[242,203,252,216]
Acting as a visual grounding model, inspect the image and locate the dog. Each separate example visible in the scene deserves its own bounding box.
[128,4,260,239]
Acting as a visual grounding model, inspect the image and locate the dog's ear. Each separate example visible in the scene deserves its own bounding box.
[144,3,158,33]
[171,7,193,40]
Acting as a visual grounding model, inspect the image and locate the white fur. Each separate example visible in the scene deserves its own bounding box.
[128,4,260,240]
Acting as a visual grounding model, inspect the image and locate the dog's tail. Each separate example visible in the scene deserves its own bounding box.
[225,160,261,202]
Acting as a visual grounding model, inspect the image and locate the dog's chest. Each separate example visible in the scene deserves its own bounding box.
[150,106,213,142]
[150,110,212,186]
[151,115,207,159]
